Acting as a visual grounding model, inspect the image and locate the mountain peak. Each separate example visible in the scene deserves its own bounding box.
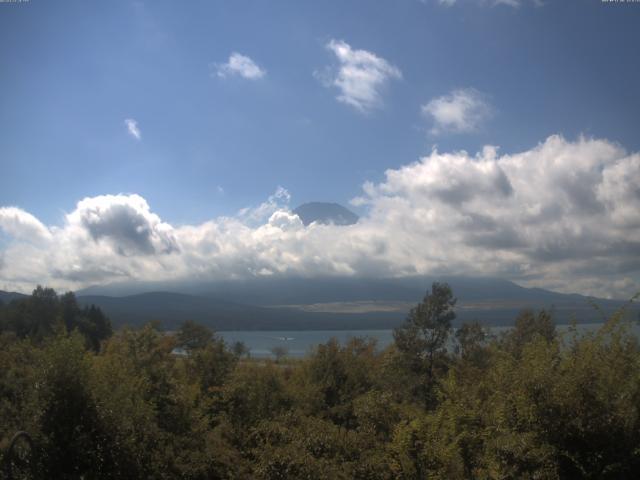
[293,202,359,226]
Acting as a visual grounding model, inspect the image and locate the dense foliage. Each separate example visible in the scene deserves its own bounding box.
[0,284,639,479]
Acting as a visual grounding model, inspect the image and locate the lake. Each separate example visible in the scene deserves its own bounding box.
[219,329,394,358]
[218,323,632,358]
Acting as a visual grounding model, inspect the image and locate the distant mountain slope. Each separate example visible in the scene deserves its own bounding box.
[0,290,28,304]
[69,277,640,330]
[77,292,264,330]
[293,202,359,226]
[76,292,404,331]
[79,276,611,307]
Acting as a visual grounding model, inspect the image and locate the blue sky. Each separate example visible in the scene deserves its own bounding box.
[0,0,639,297]
[2,0,638,224]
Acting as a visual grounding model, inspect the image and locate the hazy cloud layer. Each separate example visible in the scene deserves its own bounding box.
[422,88,491,135]
[318,40,402,113]
[214,52,266,79]
[0,136,638,298]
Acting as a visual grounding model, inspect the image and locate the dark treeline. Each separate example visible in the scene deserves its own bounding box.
[0,283,639,479]
[0,286,112,350]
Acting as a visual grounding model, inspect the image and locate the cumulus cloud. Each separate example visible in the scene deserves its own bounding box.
[238,186,291,223]
[214,52,266,79]
[124,118,141,140]
[422,88,491,135]
[0,207,52,243]
[318,39,402,113]
[0,136,639,298]
[66,194,178,256]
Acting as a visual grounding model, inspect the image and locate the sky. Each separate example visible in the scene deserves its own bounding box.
[0,0,639,298]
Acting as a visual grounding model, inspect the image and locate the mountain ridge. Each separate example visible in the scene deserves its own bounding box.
[293,202,359,226]
[3,277,636,331]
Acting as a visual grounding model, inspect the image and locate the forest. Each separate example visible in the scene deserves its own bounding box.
[0,283,639,479]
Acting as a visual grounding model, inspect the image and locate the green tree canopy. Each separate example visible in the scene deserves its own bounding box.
[393,282,456,406]
[176,320,213,351]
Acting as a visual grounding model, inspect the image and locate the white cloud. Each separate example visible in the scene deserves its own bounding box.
[436,0,529,7]
[422,88,491,135]
[214,52,266,79]
[65,194,178,256]
[0,136,639,298]
[318,39,402,113]
[237,186,291,224]
[124,118,141,140]
[0,207,52,243]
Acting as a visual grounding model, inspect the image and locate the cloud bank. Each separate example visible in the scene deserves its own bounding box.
[318,39,402,113]
[0,136,638,298]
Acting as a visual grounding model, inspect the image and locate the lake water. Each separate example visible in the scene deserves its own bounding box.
[218,323,630,359]
[219,329,395,358]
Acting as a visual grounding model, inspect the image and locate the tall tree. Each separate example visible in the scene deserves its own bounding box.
[505,309,555,356]
[176,320,213,351]
[394,282,456,406]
